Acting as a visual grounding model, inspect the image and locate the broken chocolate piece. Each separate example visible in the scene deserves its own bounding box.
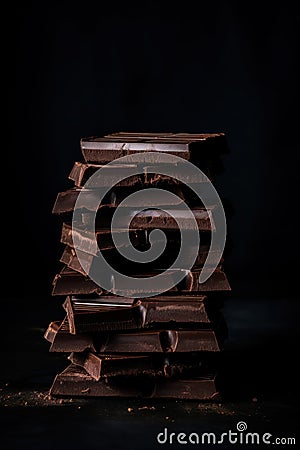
[60,243,222,277]
[63,295,211,333]
[69,161,212,188]
[52,186,184,215]
[50,364,218,399]
[63,296,211,334]
[45,318,219,353]
[80,133,228,164]
[69,351,218,381]
[52,266,230,296]
[79,207,215,232]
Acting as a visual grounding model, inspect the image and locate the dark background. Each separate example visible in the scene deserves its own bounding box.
[4,1,300,448]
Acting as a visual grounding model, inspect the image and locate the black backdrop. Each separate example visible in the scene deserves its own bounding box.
[4,1,300,447]
[12,1,299,300]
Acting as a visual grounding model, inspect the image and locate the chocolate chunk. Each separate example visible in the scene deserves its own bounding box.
[80,133,228,164]
[51,266,230,296]
[115,207,215,231]
[50,364,218,399]
[52,186,185,215]
[46,320,220,353]
[61,221,214,258]
[63,295,211,333]
[79,207,215,232]
[69,205,215,232]
[69,161,212,188]
[59,243,222,276]
[69,351,218,381]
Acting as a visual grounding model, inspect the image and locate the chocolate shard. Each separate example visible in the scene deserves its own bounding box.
[117,207,215,231]
[61,222,147,255]
[69,351,218,381]
[63,295,211,333]
[69,161,212,188]
[61,221,216,259]
[50,364,218,399]
[44,317,96,353]
[80,205,215,232]
[77,207,213,232]
[46,320,220,353]
[59,242,222,277]
[79,207,216,231]
[80,133,228,164]
[51,266,230,296]
[52,186,184,215]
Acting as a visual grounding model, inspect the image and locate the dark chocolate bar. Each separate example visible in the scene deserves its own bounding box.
[61,222,215,259]
[52,186,184,214]
[113,207,215,231]
[69,351,218,380]
[69,161,211,188]
[59,243,222,276]
[50,364,218,399]
[52,266,230,296]
[45,317,220,353]
[79,207,215,232]
[80,133,227,164]
[63,295,210,333]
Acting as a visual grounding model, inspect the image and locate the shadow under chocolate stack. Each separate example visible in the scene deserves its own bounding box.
[45,132,231,399]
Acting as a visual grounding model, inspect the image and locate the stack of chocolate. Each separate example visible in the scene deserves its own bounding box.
[45,132,231,400]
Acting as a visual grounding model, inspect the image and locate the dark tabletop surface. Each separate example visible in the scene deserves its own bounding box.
[0,291,298,449]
